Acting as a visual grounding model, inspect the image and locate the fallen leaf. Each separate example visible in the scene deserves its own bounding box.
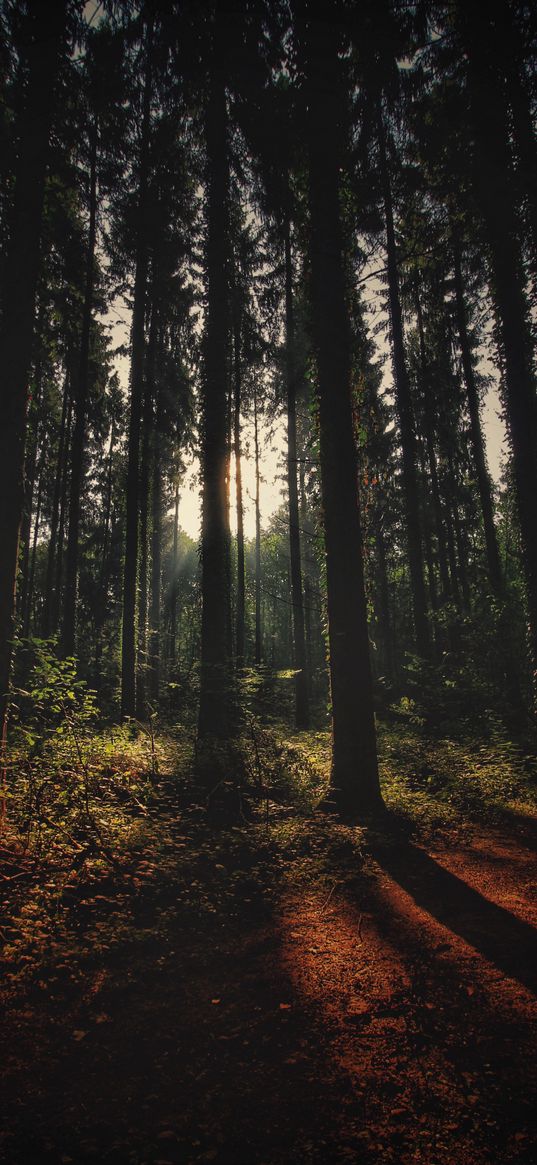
[279,1003,292,1010]
[72,1030,87,1041]
[211,998,221,1005]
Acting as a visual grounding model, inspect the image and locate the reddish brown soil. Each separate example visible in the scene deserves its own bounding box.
[1,820,536,1165]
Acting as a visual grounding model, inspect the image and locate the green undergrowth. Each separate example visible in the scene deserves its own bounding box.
[274,702,537,832]
[1,692,536,980]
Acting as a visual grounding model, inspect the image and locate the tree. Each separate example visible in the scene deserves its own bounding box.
[301,5,383,817]
[0,0,66,766]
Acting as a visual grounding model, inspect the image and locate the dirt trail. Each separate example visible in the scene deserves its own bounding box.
[278,826,537,1164]
[1,822,536,1165]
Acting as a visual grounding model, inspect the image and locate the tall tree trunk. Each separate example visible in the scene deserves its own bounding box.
[462,8,537,706]
[374,511,395,684]
[62,121,98,657]
[149,330,163,705]
[197,61,234,742]
[43,369,70,637]
[254,385,262,667]
[376,99,430,659]
[19,361,43,637]
[120,17,153,719]
[415,289,452,603]
[232,305,246,664]
[305,18,383,818]
[25,447,45,637]
[0,0,65,765]
[284,221,310,729]
[94,420,115,673]
[136,365,152,719]
[53,397,72,636]
[416,435,440,619]
[452,237,503,595]
[169,484,179,666]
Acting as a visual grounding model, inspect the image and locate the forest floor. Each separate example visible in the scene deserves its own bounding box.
[1,716,537,1165]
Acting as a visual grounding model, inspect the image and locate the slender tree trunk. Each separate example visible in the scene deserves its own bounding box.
[452,237,503,594]
[305,19,383,817]
[284,221,310,729]
[254,385,262,668]
[416,435,439,611]
[376,99,430,658]
[170,485,179,665]
[232,306,246,664]
[53,397,72,636]
[415,290,452,603]
[99,421,115,594]
[43,370,70,637]
[62,121,98,656]
[447,454,470,609]
[94,420,115,672]
[374,514,395,683]
[0,0,65,766]
[197,60,234,742]
[121,18,153,719]
[149,331,163,705]
[136,367,152,719]
[25,450,45,637]
[19,363,43,636]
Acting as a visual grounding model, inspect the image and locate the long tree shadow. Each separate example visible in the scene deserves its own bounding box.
[368,836,537,994]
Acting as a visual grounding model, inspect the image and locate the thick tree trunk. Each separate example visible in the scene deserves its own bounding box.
[376,101,430,659]
[62,122,98,657]
[0,0,65,763]
[452,238,503,595]
[463,12,537,705]
[285,222,310,729]
[120,18,153,719]
[306,19,383,818]
[197,62,234,742]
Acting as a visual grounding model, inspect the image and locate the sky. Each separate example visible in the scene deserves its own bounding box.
[107,292,507,544]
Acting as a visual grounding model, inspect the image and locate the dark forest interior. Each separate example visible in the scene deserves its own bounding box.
[0,1,536,1163]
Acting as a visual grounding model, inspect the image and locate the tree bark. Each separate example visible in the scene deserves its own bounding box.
[285,221,310,729]
[305,18,383,817]
[452,237,503,595]
[415,289,452,604]
[376,99,431,659]
[232,303,246,664]
[169,484,179,665]
[120,17,153,719]
[149,327,163,705]
[197,60,235,742]
[254,385,262,668]
[462,9,537,705]
[43,370,70,637]
[0,0,65,763]
[62,120,98,657]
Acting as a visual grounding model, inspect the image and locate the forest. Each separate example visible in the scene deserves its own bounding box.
[0,0,536,1162]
